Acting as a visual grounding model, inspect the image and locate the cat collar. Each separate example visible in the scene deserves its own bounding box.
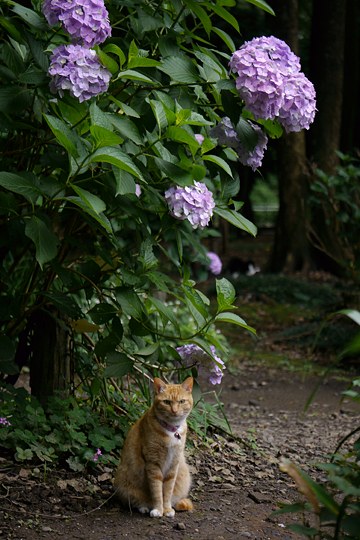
[157,418,182,439]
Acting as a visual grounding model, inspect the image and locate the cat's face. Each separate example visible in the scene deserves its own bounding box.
[153,377,193,424]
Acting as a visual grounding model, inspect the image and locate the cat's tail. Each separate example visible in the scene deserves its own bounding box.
[174,498,193,512]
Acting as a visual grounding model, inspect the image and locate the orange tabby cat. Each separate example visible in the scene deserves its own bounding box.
[114,377,194,518]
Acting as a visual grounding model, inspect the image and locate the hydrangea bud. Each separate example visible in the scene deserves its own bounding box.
[49,44,111,102]
[42,0,111,47]
[207,251,222,275]
[176,344,225,385]
[165,182,215,230]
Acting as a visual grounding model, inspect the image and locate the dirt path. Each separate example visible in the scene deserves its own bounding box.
[1,362,358,540]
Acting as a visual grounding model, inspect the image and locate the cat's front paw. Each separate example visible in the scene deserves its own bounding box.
[150,508,163,518]
[164,507,175,517]
[138,506,150,514]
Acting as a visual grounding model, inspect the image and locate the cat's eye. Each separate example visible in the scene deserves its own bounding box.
[179,399,186,404]
[163,399,171,405]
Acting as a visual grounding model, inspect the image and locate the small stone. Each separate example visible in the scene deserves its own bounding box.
[41,526,53,533]
[175,522,186,530]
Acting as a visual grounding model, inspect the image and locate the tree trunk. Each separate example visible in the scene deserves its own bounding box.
[268,134,311,271]
[307,0,348,274]
[309,0,347,172]
[267,0,312,271]
[29,309,72,406]
[341,0,360,153]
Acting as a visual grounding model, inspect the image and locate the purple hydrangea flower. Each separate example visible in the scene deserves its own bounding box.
[42,0,111,47]
[176,343,225,385]
[165,182,215,229]
[229,36,316,132]
[0,417,11,426]
[278,72,317,132]
[194,134,204,145]
[207,251,222,275]
[92,448,102,462]
[211,117,268,170]
[135,184,142,197]
[49,44,111,102]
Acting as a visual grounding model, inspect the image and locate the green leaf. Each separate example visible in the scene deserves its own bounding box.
[25,216,58,268]
[90,147,144,180]
[12,3,47,30]
[287,524,318,537]
[215,312,256,335]
[103,43,126,68]
[43,114,80,158]
[244,0,275,16]
[212,27,236,52]
[104,352,134,378]
[184,0,212,35]
[116,288,144,320]
[128,57,161,69]
[113,169,137,196]
[166,126,198,150]
[64,196,112,233]
[70,185,106,214]
[236,117,260,151]
[88,303,118,324]
[149,296,180,331]
[109,116,143,145]
[214,207,257,236]
[0,16,24,43]
[96,48,118,74]
[205,3,240,33]
[159,56,199,84]
[42,292,83,319]
[203,154,233,177]
[0,171,41,203]
[149,99,168,132]
[116,69,155,83]
[90,125,124,148]
[335,309,360,326]
[298,470,340,516]
[216,277,236,308]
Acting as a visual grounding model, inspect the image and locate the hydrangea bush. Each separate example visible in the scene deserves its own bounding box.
[0,0,315,440]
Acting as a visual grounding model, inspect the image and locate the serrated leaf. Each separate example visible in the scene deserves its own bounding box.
[25,216,58,268]
[109,115,143,145]
[113,168,137,195]
[216,277,236,307]
[102,43,126,68]
[90,125,124,148]
[159,56,199,84]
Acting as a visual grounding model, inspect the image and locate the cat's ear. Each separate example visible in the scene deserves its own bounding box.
[182,377,193,393]
[153,378,167,394]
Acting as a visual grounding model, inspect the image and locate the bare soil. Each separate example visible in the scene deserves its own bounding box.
[1,362,358,540]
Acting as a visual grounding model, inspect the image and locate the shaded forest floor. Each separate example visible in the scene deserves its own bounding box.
[1,233,360,539]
